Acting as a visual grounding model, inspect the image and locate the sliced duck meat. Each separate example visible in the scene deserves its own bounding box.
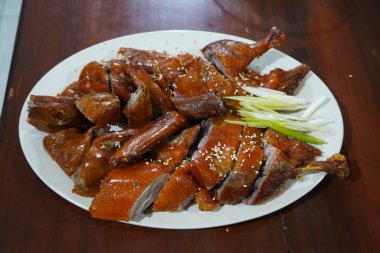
[244,145,295,205]
[27,95,90,133]
[111,111,188,166]
[245,145,350,204]
[217,127,264,204]
[72,129,138,196]
[173,57,235,97]
[201,27,285,79]
[76,61,110,94]
[153,161,200,212]
[59,81,83,98]
[263,128,321,167]
[123,85,153,127]
[118,48,191,90]
[173,57,238,109]
[191,116,243,189]
[151,124,201,172]
[109,59,135,102]
[75,92,120,126]
[196,187,221,211]
[89,161,169,221]
[43,127,102,176]
[172,92,227,120]
[126,64,175,115]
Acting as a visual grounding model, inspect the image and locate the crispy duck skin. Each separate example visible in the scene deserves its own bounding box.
[196,187,220,211]
[126,64,176,115]
[27,95,90,133]
[263,128,321,167]
[109,59,135,102]
[43,127,100,176]
[153,161,200,212]
[191,116,243,189]
[172,57,238,109]
[72,129,138,196]
[89,161,169,221]
[244,145,296,205]
[172,92,227,120]
[75,92,120,126]
[201,27,285,79]
[173,57,235,97]
[217,127,264,204]
[118,48,191,90]
[110,111,188,166]
[151,125,201,172]
[229,64,310,95]
[260,65,310,94]
[245,145,350,204]
[123,85,153,127]
[61,61,110,97]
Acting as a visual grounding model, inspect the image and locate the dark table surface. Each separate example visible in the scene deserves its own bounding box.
[1,0,379,252]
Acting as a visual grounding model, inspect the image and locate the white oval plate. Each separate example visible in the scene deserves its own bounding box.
[19,30,343,229]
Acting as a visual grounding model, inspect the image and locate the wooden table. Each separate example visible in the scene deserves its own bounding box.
[1,0,379,252]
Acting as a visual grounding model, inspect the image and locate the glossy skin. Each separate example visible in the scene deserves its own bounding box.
[123,85,153,127]
[109,59,135,102]
[191,116,243,189]
[126,64,175,116]
[75,92,120,126]
[72,129,137,196]
[151,125,201,172]
[202,27,286,79]
[245,145,296,205]
[196,187,220,211]
[217,127,264,204]
[263,129,321,167]
[118,48,191,90]
[89,161,167,221]
[77,61,110,94]
[111,111,188,165]
[153,162,200,212]
[172,92,226,120]
[43,128,94,176]
[27,95,90,133]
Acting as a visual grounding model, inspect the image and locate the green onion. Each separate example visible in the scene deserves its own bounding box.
[224,86,330,145]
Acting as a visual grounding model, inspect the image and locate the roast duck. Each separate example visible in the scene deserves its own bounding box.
[27,27,349,221]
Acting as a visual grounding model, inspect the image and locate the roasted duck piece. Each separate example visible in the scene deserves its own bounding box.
[75,93,120,126]
[202,27,285,79]
[217,127,264,204]
[153,161,200,212]
[191,116,243,189]
[27,95,90,133]
[196,187,220,211]
[229,64,311,95]
[109,59,135,102]
[172,92,226,120]
[117,48,192,89]
[43,127,101,176]
[123,85,153,127]
[60,62,110,97]
[245,145,349,204]
[111,111,188,166]
[72,129,138,196]
[89,161,169,221]
[173,57,235,97]
[126,64,175,115]
[151,125,201,172]
[263,128,321,167]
